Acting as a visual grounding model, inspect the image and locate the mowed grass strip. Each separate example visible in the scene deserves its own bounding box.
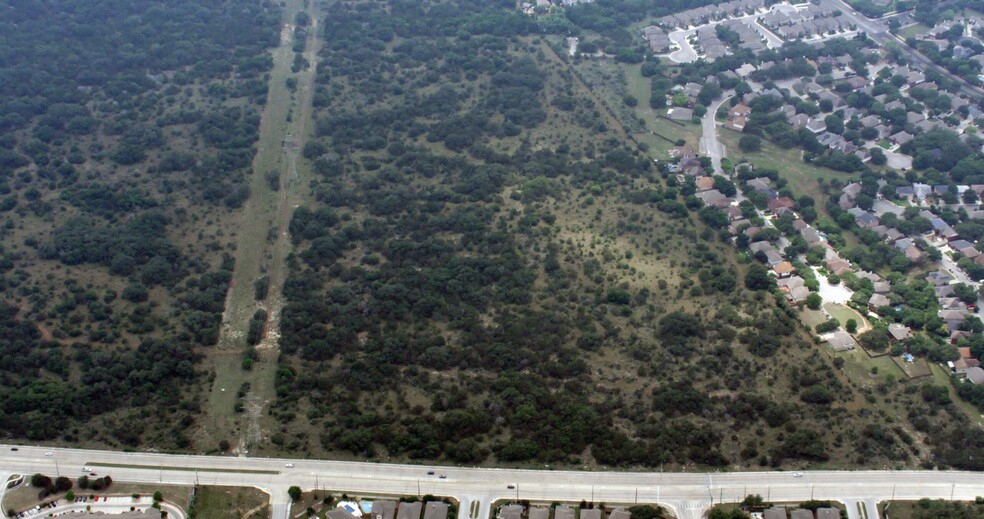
[87,462,277,475]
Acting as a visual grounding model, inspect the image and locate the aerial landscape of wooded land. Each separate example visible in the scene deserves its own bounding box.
[4,0,984,477]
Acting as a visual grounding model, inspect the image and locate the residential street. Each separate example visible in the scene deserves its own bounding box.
[700,93,734,176]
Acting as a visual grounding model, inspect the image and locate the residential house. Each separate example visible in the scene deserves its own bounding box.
[581,511,602,519]
[951,357,982,375]
[801,226,824,245]
[768,197,795,214]
[967,367,984,384]
[373,501,398,519]
[895,186,915,200]
[774,261,795,278]
[788,113,810,129]
[608,511,631,519]
[424,503,449,519]
[806,118,827,134]
[529,510,549,519]
[855,212,880,228]
[827,258,852,275]
[926,271,951,286]
[329,510,359,519]
[816,509,840,519]
[825,330,858,351]
[890,131,913,146]
[905,245,924,262]
[669,145,696,159]
[869,293,891,311]
[958,246,981,260]
[873,280,891,294]
[696,176,715,191]
[860,114,881,128]
[888,323,911,341]
[498,506,524,519]
[790,510,814,519]
[784,285,811,304]
[763,508,788,519]
[554,508,575,519]
[668,107,694,121]
[398,503,423,519]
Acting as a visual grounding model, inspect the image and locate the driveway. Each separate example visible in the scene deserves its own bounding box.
[885,151,912,170]
[813,266,854,304]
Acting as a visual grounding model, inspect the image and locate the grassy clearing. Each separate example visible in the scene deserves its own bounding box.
[896,24,931,39]
[824,303,869,331]
[892,356,932,379]
[192,486,270,519]
[835,348,905,386]
[623,63,701,158]
[718,130,844,200]
[929,363,984,425]
[201,0,320,453]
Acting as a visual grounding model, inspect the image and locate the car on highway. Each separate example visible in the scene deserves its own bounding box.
[44,452,53,456]
[285,463,294,468]
[10,447,17,451]
[89,472,97,476]
[507,485,515,489]
[427,471,435,475]
[439,474,447,479]
[793,472,803,477]
[82,467,91,472]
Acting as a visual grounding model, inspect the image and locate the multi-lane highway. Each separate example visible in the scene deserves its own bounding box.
[2,446,984,519]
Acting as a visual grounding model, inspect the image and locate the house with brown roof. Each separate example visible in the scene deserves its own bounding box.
[827,258,852,276]
[888,323,911,341]
[767,197,795,214]
[773,261,795,278]
[696,176,715,191]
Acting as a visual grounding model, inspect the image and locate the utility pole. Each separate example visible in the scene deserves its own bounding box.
[951,483,956,501]
[634,488,638,504]
[767,486,771,504]
[811,485,815,500]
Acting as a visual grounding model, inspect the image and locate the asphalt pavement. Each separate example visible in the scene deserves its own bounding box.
[3,446,984,519]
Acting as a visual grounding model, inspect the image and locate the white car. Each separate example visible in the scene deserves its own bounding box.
[82,467,91,472]
[285,463,294,468]
[44,452,53,457]
[793,472,803,477]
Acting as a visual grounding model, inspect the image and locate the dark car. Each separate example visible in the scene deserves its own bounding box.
[10,447,17,451]
[427,471,435,475]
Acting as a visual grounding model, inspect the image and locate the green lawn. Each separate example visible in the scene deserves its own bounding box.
[717,130,858,223]
[623,63,701,158]
[824,303,869,331]
[896,23,931,40]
